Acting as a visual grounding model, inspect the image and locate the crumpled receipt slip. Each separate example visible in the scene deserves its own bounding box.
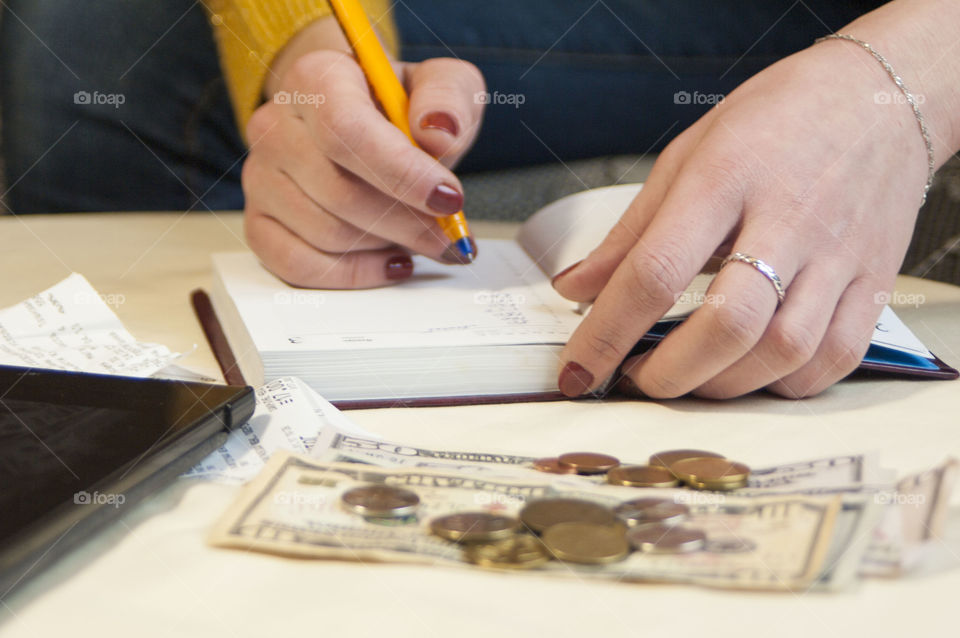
[0,273,178,377]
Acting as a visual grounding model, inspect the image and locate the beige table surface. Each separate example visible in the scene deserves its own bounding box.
[2,212,960,637]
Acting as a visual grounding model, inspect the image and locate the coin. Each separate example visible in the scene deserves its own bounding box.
[541,522,630,564]
[669,457,750,490]
[649,449,725,469]
[557,452,620,475]
[614,498,689,526]
[627,524,707,554]
[430,512,520,543]
[704,537,757,553]
[340,485,420,518]
[532,457,577,474]
[519,498,620,534]
[464,534,550,570]
[606,465,679,488]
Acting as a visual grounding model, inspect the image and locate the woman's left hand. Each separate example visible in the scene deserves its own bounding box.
[552,36,932,399]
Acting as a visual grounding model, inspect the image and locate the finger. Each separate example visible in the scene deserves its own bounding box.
[405,58,486,167]
[621,228,802,398]
[249,99,459,262]
[692,261,852,399]
[557,159,745,397]
[270,115,457,261]
[292,51,465,218]
[242,155,391,254]
[244,211,414,289]
[766,276,886,398]
[552,119,712,303]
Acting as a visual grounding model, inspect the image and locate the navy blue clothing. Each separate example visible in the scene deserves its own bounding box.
[0,1,883,212]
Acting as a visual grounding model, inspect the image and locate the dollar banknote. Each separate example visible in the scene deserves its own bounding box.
[860,458,958,576]
[209,452,845,590]
[310,428,890,493]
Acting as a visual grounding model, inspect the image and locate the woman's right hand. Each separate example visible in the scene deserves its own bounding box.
[242,21,485,289]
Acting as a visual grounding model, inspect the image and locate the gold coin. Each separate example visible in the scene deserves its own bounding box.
[430,512,520,543]
[557,452,620,475]
[614,498,689,526]
[541,522,630,564]
[532,457,577,474]
[649,449,725,469]
[670,457,750,490]
[519,498,619,534]
[464,534,550,570]
[340,485,419,518]
[606,465,679,488]
[627,524,706,554]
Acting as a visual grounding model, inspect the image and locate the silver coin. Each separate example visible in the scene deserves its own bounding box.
[614,498,689,526]
[341,485,420,518]
[704,537,757,554]
[626,524,706,554]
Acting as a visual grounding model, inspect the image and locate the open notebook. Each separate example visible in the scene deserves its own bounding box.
[202,184,957,408]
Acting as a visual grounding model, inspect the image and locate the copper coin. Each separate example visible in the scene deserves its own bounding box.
[464,534,550,570]
[614,498,689,526]
[649,449,725,469]
[557,452,620,475]
[541,522,630,564]
[606,465,680,488]
[670,457,750,490]
[430,512,520,543]
[340,485,419,518]
[692,479,748,491]
[532,457,577,474]
[519,498,620,534]
[627,524,706,554]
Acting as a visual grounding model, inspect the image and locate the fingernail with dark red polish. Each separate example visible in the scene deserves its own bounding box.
[441,237,477,265]
[420,111,459,137]
[551,260,583,287]
[427,184,463,216]
[558,361,594,397]
[385,255,413,280]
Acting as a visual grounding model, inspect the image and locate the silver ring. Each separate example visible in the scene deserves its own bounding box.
[720,252,786,306]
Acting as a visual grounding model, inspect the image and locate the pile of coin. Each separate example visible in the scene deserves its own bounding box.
[337,449,749,570]
[534,449,751,491]
[431,495,711,568]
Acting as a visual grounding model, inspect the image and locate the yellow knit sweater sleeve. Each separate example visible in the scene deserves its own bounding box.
[204,0,398,136]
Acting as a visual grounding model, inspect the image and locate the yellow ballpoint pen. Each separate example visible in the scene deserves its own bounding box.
[328,0,476,262]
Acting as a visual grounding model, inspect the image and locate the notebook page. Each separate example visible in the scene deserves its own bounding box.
[872,305,934,358]
[213,243,582,353]
[516,183,642,278]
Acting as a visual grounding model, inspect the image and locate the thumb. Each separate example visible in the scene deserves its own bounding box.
[405,58,486,168]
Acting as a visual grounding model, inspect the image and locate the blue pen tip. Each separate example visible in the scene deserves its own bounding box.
[455,237,476,262]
